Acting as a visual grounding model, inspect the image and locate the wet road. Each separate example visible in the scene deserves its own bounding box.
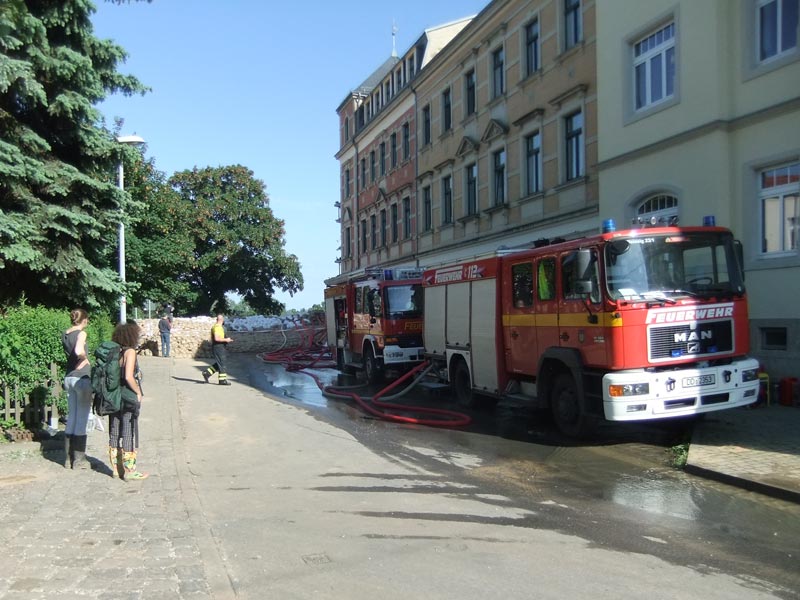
[250,358,800,598]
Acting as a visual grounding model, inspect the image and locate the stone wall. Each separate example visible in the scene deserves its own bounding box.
[136,315,325,358]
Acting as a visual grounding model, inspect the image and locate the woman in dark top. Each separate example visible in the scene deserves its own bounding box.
[108,322,148,480]
[61,308,92,469]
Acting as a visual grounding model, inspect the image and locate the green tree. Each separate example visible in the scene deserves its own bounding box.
[125,158,198,312]
[169,165,303,315]
[0,0,148,310]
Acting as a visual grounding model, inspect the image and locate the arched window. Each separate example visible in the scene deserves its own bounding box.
[635,194,678,225]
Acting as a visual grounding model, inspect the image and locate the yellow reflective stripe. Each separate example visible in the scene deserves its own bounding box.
[502,312,623,327]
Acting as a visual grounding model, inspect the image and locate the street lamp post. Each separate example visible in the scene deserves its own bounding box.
[116,135,145,323]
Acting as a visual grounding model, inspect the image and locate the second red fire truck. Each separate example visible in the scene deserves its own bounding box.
[325,267,425,382]
[422,221,760,436]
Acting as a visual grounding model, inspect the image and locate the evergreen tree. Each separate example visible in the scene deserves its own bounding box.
[0,0,147,309]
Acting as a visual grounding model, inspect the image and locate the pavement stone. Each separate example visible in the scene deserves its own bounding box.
[686,402,800,503]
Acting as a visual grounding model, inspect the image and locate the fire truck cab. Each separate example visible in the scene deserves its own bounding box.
[325,267,425,382]
[422,222,760,436]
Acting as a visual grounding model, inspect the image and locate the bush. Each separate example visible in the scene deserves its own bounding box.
[0,302,114,415]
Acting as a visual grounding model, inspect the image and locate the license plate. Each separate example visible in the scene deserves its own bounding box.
[683,374,715,387]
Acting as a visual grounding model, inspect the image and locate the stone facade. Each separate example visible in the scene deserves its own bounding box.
[136,316,325,359]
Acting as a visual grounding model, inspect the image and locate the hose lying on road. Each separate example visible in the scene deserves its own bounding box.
[258,343,471,428]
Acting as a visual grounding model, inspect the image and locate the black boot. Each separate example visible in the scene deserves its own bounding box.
[63,434,72,469]
[71,435,91,470]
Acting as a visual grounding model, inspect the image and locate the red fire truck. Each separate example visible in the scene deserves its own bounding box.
[422,221,760,436]
[325,267,425,382]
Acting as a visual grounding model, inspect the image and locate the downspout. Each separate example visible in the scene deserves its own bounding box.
[411,83,419,269]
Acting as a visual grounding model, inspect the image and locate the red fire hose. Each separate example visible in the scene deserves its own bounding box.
[257,335,471,428]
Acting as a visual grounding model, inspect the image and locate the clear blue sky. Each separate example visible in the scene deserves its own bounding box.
[91,0,488,311]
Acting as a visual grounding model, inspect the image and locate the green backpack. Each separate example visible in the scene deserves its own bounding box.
[92,341,122,416]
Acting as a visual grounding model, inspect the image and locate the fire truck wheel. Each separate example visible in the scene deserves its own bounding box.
[452,359,476,408]
[364,346,383,384]
[550,373,594,438]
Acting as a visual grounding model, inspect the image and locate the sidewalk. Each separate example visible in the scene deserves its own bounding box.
[0,356,226,600]
[686,403,800,504]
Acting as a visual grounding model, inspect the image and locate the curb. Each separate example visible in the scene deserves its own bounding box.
[684,463,800,505]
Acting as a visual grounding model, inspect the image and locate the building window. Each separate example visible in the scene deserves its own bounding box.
[758,0,799,62]
[380,142,386,176]
[466,163,478,215]
[380,209,387,246]
[493,149,506,206]
[442,176,453,224]
[760,162,800,254]
[402,122,410,160]
[761,326,788,350]
[370,214,377,250]
[403,197,411,239]
[360,158,366,190]
[565,0,582,50]
[636,194,678,225]
[442,88,452,132]
[422,104,431,145]
[492,47,505,98]
[525,19,540,76]
[525,133,542,195]
[370,150,376,183]
[634,22,675,111]
[565,111,584,181]
[390,133,397,168]
[391,204,398,243]
[423,186,432,231]
[465,69,476,116]
[360,219,367,254]
[345,226,351,258]
[345,169,351,197]
[344,117,350,142]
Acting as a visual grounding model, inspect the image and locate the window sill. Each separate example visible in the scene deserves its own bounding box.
[458,213,480,226]
[554,175,588,192]
[519,69,544,89]
[439,129,454,141]
[460,112,477,127]
[519,190,545,204]
[487,94,506,109]
[484,202,509,215]
[743,48,800,83]
[439,221,455,231]
[624,95,679,126]
[557,41,585,63]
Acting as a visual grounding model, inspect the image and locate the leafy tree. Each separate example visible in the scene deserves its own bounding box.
[124,158,198,312]
[0,0,148,310]
[169,165,303,315]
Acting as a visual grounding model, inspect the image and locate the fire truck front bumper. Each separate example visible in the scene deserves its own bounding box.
[382,346,425,366]
[602,358,761,421]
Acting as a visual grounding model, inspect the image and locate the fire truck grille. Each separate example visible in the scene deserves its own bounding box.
[395,334,423,348]
[648,319,733,361]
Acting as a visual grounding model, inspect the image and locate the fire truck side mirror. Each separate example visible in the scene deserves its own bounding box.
[574,249,597,296]
[734,239,745,282]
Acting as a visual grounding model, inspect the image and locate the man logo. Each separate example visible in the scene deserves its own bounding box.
[674,330,713,343]
[687,342,700,354]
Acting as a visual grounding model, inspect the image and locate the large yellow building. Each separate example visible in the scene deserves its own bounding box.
[333,0,799,377]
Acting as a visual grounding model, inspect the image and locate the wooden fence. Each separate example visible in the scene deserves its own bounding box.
[1,362,62,434]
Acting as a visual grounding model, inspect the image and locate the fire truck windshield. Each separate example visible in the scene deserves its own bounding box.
[384,284,423,319]
[605,232,744,301]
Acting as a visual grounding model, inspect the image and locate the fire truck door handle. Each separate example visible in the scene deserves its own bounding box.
[559,332,570,341]
[511,331,519,339]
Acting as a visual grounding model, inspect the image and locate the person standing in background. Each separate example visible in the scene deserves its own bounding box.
[158,313,172,357]
[201,314,234,385]
[61,308,92,469]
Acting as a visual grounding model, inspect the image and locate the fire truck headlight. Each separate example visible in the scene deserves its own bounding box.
[608,383,650,397]
[741,368,759,382]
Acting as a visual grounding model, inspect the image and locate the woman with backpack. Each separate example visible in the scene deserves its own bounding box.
[61,308,93,469]
[108,321,148,481]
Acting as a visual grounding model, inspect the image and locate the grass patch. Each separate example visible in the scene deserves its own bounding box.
[668,442,689,468]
